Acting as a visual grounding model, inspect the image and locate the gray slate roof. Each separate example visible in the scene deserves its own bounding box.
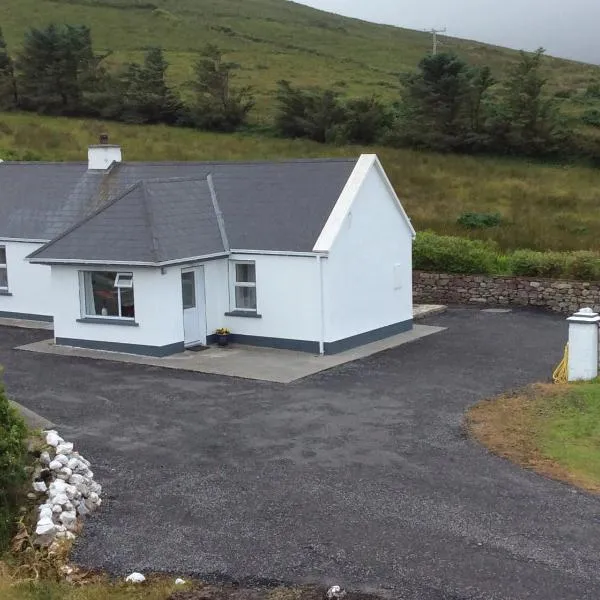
[29,179,225,263]
[5,158,357,264]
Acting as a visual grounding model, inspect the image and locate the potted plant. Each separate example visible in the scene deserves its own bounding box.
[215,327,231,347]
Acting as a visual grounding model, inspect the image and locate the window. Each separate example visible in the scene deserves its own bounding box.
[181,271,196,309]
[231,261,256,310]
[82,271,135,319]
[0,246,7,290]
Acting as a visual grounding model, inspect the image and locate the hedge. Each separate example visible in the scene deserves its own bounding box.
[0,373,28,552]
[413,232,600,281]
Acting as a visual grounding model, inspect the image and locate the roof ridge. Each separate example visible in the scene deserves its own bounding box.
[140,181,161,263]
[207,173,229,252]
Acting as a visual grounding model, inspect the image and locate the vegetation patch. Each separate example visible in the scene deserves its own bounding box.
[413,231,600,280]
[0,375,28,552]
[467,382,600,493]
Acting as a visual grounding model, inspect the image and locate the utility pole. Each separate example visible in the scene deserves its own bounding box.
[428,27,446,55]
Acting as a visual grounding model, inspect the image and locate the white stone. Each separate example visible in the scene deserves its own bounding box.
[326,586,346,600]
[48,460,62,471]
[68,473,85,486]
[33,481,47,493]
[52,504,63,515]
[68,458,81,471]
[174,578,186,585]
[76,501,90,516]
[45,431,63,447]
[51,479,67,491]
[54,454,69,466]
[40,451,51,465]
[53,492,69,506]
[59,511,77,529]
[39,506,53,519]
[89,492,99,504]
[36,521,56,536]
[64,484,77,500]
[125,572,146,584]
[90,482,102,494]
[56,442,74,454]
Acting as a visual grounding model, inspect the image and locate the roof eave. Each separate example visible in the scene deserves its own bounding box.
[27,251,231,268]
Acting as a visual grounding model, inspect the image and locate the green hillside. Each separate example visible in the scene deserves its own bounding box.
[3,111,600,253]
[2,0,600,120]
[3,0,600,255]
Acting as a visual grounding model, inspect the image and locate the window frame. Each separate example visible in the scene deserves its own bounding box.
[229,260,257,312]
[80,270,136,320]
[0,245,7,291]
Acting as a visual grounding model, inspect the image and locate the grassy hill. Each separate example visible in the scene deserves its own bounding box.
[2,0,600,120]
[3,0,600,254]
[2,111,600,253]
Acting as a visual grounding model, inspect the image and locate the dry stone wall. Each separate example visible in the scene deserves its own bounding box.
[413,272,600,314]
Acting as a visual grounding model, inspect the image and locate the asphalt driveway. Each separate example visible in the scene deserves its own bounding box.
[2,308,599,600]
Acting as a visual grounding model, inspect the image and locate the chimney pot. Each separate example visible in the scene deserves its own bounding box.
[99,133,109,145]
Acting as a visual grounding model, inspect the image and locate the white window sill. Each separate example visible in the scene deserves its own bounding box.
[76,317,139,327]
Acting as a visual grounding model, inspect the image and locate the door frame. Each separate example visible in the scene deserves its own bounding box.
[181,265,207,347]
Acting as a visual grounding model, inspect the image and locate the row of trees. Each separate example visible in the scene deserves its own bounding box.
[0,25,253,132]
[0,24,587,159]
[277,50,574,157]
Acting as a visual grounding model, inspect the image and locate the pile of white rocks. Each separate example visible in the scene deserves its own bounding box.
[33,430,102,545]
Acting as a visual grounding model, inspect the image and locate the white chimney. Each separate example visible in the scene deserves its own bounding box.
[88,134,122,170]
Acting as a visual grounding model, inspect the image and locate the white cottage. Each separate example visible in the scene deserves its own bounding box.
[0,142,415,356]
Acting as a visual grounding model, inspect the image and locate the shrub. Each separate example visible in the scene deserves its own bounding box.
[565,251,600,281]
[0,372,28,551]
[507,249,567,278]
[456,211,503,229]
[581,109,600,128]
[413,231,501,275]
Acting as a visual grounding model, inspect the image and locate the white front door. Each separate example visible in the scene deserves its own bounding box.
[181,267,206,347]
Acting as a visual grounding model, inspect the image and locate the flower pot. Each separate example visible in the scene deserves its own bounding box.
[217,334,229,347]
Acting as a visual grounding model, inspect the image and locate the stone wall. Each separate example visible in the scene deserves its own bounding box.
[413,271,600,314]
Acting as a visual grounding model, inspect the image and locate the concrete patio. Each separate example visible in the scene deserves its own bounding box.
[17,323,444,383]
[12,304,445,383]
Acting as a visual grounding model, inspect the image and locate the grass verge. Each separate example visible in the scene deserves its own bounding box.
[467,382,600,493]
[0,564,383,600]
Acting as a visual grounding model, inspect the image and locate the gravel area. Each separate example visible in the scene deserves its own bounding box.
[2,308,598,600]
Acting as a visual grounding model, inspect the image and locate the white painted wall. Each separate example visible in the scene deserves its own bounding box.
[322,162,413,343]
[203,254,321,342]
[0,241,53,319]
[51,265,184,348]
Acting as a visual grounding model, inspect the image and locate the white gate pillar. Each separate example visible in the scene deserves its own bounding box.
[567,307,600,382]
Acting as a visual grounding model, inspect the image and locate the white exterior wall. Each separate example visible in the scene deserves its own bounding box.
[51,265,184,348]
[204,254,321,343]
[322,163,413,343]
[0,241,53,319]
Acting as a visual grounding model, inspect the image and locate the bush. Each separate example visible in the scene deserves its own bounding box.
[565,251,600,281]
[582,109,600,128]
[507,249,567,278]
[0,373,28,551]
[413,231,501,275]
[456,211,503,229]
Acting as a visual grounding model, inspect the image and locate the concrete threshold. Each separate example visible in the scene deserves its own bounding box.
[17,324,445,384]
